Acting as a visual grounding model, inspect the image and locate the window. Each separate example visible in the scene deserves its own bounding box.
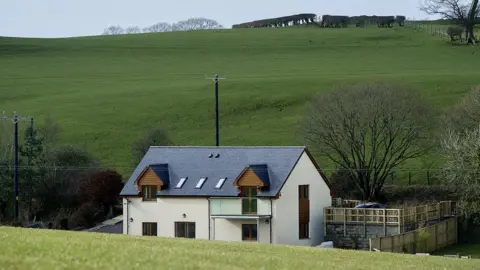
[142,185,157,201]
[242,224,257,241]
[299,185,309,199]
[298,184,310,239]
[175,177,188,189]
[175,222,195,238]
[195,177,207,189]
[241,187,257,214]
[299,222,309,239]
[215,178,227,189]
[142,222,157,236]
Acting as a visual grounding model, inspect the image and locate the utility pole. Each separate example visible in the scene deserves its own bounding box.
[0,111,33,220]
[205,74,226,146]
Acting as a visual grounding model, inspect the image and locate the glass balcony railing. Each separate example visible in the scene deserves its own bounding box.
[210,198,272,216]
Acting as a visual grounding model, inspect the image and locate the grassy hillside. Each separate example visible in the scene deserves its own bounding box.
[0,227,478,269]
[1,27,479,177]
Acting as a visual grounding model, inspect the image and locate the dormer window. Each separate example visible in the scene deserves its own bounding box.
[134,164,169,200]
[232,164,270,193]
[142,185,157,201]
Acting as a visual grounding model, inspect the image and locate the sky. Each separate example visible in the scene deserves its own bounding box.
[1,0,435,38]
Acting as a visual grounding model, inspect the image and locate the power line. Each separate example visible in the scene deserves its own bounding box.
[205,74,226,147]
[0,111,33,221]
[0,165,468,172]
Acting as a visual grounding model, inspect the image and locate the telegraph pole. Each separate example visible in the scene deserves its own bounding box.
[206,74,226,146]
[0,111,33,220]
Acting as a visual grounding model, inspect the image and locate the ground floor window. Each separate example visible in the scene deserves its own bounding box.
[142,222,157,236]
[299,222,309,239]
[242,224,257,241]
[175,222,196,238]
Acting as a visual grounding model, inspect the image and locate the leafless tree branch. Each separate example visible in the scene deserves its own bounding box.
[299,82,433,201]
[420,0,479,43]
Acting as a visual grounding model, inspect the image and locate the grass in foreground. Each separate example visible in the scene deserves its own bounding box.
[0,227,478,270]
[1,27,479,177]
[433,243,480,259]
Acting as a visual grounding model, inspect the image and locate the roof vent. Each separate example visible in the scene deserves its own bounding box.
[215,153,220,158]
[208,153,213,158]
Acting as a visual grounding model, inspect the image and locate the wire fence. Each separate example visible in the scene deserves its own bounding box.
[404,20,480,40]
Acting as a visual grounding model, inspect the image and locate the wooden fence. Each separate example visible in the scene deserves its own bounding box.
[369,217,457,253]
[324,201,457,236]
[331,198,364,208]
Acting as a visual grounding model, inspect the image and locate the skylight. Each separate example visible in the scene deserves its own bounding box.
[176,177,187,189]
[196,177,207,189]
[215,178,227,189]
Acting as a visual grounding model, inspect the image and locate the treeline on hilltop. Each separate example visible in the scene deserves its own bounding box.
[232,14,407,28]
[103,18,223,35]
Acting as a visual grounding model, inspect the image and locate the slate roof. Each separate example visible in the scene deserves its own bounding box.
[119,146,311,198]
[150,164,170,187]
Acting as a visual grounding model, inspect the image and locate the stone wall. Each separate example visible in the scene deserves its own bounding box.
[325,222,400,250]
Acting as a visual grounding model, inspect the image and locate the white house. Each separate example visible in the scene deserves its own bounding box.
[119,146,332,246]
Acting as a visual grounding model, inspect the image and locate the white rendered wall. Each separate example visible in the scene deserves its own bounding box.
[123,197,210,239]
[272,151,331,246]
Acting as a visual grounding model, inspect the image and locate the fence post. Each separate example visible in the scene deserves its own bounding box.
[436,203,440,221]
[446,218,449,245]
[391,236,394,252]
[344,208,347,237]
[324,208,327,237]
[383,209,387,236]
[414,206,417,228]
[454,217,458,244]
[363,209,366,237]
[398,209,402,234]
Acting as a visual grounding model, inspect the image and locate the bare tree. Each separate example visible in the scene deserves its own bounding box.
[39,115,60,158]
[143,22,172,33]
[442,85,480,131]
[299,83,433,201]
[172,18,223,31]
[420,0,479,44]
[441,126,480,224]
[125,26,141,34]
[103,26,124,35]
[132,127,172,166]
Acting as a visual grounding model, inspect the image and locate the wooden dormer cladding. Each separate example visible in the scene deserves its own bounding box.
[134,164,170,193]
[232,164,270,193]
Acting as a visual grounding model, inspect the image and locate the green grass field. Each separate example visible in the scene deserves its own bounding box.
[1,27,479,177]
[434,244,480,259]
[0,227,478,270]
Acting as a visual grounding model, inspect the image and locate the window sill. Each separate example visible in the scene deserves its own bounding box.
[299,237,311,240]
[142,199,157,202]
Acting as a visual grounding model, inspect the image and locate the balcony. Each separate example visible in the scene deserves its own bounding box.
[210,198,272,217]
